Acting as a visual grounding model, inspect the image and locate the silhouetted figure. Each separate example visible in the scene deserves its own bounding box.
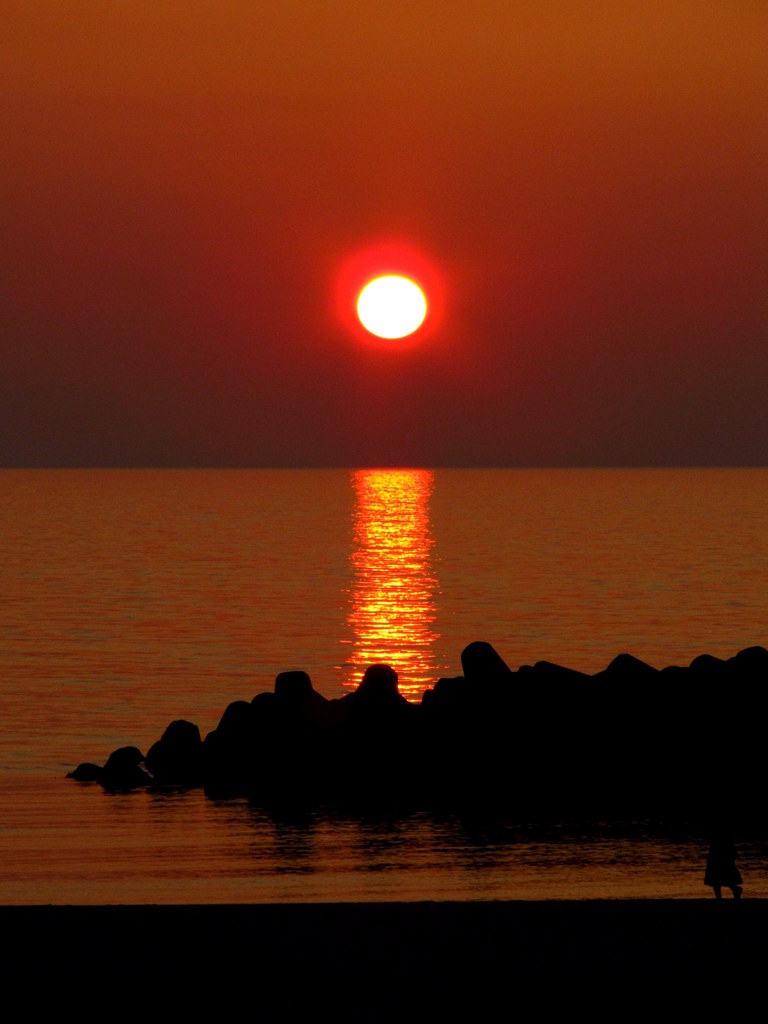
[705,829,742,899]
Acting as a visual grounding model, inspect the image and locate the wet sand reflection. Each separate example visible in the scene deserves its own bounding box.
[342,469,440,700]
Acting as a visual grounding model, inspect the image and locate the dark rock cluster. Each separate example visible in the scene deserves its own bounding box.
[68,641,768,820]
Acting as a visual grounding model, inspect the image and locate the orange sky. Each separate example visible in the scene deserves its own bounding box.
[3,1,767,465]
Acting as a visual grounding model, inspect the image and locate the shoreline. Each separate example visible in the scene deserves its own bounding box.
[5,900,760,1005]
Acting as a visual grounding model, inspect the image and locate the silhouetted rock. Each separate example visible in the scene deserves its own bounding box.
[217,700,256,737]
[356,663,402,702]
[341,665,416,735]
[274,670,329,730]
[733,645,768,670]
[431,675,468,701]
[100,746,151,790]
[595,652,659,681]
[146,720,203,787]
[728,647,768,711]
[260,673,331,802]
[317,664,422,805]
[689,653,727,675]
[66,762,102,782]
[250,690,277,717]
[203,701,259,796]
[530,660,591,684]
[421,675,467,715]
[460,641,514,688]
[274,670,313,703]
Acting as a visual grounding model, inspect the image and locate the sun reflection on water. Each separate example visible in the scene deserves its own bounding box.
[342,469,440,700]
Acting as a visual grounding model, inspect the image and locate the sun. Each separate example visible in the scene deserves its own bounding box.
[356,275,427,339]
[336,241,442,343]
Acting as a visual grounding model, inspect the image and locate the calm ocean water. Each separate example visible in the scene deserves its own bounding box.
[2,468,767,902]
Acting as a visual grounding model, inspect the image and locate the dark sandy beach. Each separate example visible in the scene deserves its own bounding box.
[4,900,763,1012]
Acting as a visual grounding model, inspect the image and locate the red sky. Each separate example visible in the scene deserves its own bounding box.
[3,1,767,466]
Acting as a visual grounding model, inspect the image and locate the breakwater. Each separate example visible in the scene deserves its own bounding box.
[68,641,768,821]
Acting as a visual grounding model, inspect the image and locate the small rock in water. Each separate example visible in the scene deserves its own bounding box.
[66,762,102,782]
[100,745,151,790]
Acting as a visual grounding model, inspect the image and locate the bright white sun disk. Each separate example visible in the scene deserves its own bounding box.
[356,275,427,339]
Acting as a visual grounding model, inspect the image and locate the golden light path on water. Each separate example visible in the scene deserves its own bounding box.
[343,469,440,700]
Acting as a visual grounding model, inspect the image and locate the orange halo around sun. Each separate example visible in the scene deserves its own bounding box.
[336,241,444,345]
[356,275,427,339]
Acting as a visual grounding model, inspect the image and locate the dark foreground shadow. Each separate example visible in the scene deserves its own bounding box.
[4,901,764,1014]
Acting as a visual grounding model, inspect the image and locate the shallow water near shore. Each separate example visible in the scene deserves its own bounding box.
[8,776,768,904]
[2,468,768,903]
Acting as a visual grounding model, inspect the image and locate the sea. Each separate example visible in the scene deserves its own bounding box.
[2,468,767,903]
